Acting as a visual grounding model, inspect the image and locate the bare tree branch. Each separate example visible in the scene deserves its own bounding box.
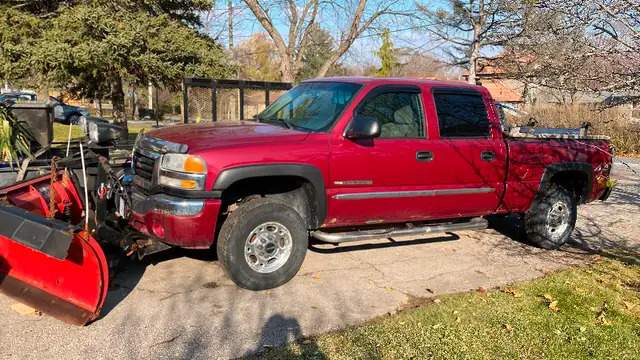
[244,0,405,81]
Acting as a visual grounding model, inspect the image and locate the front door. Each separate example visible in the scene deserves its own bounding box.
[327,85,435,227]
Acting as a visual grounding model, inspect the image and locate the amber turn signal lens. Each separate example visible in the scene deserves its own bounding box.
[184,156,205,173]
[180,179,198,190]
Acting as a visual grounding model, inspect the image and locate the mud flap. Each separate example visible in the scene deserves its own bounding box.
[0,172,109,325]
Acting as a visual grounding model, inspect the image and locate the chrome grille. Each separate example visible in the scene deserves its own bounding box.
[132,134,188,191]
[133,149,157,182]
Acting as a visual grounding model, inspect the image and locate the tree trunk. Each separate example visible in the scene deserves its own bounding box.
[110,75,127,127]
[97,99,103,117]
[130,85,137,120]
[280,57,295,83]
[316,52,341,78]
[468,28,481,85]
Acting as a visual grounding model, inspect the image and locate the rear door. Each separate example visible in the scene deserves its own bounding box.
[422,87,507,217]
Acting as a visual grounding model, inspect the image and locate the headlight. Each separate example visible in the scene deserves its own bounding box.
[79,116,87,132]
[88,120,126,144]
[158,154,207,190]
[89,121,99,142]
[54,105,64,118]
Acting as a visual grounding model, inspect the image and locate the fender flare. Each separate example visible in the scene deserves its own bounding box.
[539,162,593,203]
[212,164,326,228]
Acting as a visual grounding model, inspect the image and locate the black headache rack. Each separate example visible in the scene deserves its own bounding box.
[181,78,292,123]
[506,124,610,140]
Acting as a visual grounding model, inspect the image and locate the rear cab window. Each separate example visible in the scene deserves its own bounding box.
[432,89,490,138]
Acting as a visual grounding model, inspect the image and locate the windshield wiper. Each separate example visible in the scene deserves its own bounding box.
[256,116,293,129]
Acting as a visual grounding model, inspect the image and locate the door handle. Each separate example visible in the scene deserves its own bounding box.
[481,151,496,161]
[416,151,434,162]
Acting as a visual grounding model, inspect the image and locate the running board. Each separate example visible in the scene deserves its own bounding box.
[311,218,488,244]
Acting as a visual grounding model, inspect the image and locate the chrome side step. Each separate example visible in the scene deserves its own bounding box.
[311,217,488,244]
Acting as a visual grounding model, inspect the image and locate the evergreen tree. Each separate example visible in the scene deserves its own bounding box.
[375,29,397,77]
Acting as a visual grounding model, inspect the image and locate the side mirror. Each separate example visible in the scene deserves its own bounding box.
[345,115,380,139]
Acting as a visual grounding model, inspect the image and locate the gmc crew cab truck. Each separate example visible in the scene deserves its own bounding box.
[130,77,613,290]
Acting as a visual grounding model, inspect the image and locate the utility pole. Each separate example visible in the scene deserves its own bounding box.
[227,0,234,49]
[148,82,153,110]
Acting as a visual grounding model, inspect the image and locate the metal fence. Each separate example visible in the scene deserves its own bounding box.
[182,78,292,124]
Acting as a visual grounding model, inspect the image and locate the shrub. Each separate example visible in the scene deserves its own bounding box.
[0,106,35,163]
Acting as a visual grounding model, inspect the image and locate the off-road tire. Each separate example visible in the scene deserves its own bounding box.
[524,183,577,249]
[216,197,308,290]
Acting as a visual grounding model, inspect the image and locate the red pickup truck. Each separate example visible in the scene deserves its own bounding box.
[129,77,613,290]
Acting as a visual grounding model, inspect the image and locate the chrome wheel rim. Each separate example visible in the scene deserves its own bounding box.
[546,201,570,241]
[244,222,293,273]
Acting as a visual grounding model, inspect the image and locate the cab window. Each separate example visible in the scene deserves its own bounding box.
[356,91,425,138]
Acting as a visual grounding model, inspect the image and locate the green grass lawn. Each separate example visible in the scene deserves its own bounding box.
[52,122,148,142]
[254,259,640,359]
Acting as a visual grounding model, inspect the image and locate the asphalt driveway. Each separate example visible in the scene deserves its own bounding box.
[1,159,638,359]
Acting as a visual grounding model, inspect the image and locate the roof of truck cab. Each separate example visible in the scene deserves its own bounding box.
[305,76,485,91]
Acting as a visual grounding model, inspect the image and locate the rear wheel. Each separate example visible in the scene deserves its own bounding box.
[216,197,308,290]
[524,183,577,249]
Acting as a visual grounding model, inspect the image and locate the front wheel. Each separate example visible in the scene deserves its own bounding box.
[216,197,308,290]
[524,183,577,249]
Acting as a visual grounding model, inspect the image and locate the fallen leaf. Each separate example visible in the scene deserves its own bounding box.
[595,302,611,325]
[543,293,554,302]
[452,310,459,315]
[455,317,461,323]
[503,324,513,332]
[503,287,522,298]
[623,301,636,310]
[432,323,442,329]
[10,303,41,317]
[549,300,560,312]
[596,312,610,326]
[433,298,441,304]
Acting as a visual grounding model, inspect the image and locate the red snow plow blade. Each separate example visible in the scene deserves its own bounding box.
[0,172,109,325]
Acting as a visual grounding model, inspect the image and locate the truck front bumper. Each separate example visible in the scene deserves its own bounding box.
[129,189,221,249]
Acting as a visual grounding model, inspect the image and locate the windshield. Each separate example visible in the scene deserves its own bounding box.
[257,82,361,132]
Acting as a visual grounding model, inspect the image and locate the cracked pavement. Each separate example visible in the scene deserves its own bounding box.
[1,159,638,359]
